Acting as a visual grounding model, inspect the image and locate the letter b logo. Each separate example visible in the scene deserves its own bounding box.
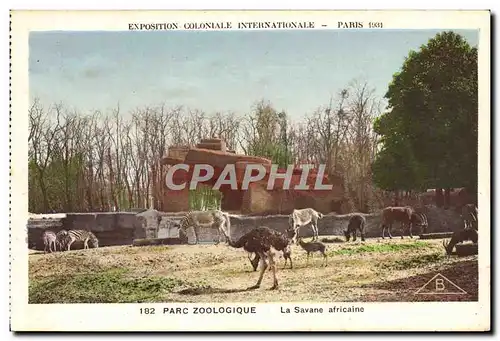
[435,278,445,291]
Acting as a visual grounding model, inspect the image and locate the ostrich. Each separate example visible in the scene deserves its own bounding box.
[224,226,296,290]
[248,229,295,271]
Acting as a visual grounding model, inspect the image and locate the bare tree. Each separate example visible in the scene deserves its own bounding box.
[305,89,351,174]
[81,111,101,211]
[28,78,385,214]
[29,99,62,212]
[120,120,135,208]
[207,111,241,151]
[342,81,381,211]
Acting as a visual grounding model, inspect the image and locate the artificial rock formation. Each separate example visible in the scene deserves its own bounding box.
[156,138,347,215]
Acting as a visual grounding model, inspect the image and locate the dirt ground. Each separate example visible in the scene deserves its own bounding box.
[28,237,478,303]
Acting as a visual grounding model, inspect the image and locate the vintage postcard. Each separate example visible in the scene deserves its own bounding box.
[10,10,490,332]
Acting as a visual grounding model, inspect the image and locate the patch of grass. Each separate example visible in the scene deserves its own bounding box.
[29,252,107,277]
[329,241,430,256]
[379,253,446,271]
[29,267,193,303]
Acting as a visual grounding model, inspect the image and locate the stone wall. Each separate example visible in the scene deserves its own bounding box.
[27,210,184,250]
[160,187,190,212]
[27,206,465,250]
[241,183,346,215]
[179,205,466,243]
[27,217,65,250]
[157,141,348,215]
[225,213,381,241]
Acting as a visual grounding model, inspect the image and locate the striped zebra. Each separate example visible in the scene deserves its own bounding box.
[55,230,69,251]
[462,204,478,230]
[178,210,231,245]
[59,229,100,251]
[464,211,478,231]
[42,230,57,253]
[412,212,429,234]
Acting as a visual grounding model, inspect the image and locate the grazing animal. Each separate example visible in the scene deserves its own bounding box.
[225,226,295,290]
[442,228,478,255]
[381,206,426,239]
[464,212,478,231]
[297,237,328,266]
[461,204,478,230]
[289,208,324,242]
[412,212,429,234]
[60,230,99,251]
[344,214,366,242]
[178,210,231,245]
[55,230,69,251]
[42,230,57,253]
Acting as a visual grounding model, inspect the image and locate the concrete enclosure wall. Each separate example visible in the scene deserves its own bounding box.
[180,205,466,243]
[27,210,183,250]
[27,206,465,250]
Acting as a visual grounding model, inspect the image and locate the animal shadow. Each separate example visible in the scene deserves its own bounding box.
[176,286,258,296]
[320,237,345,244]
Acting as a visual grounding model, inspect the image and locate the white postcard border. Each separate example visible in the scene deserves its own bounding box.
[10,9,491,332]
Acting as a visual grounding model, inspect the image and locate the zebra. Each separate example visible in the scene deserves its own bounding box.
[59,230,99,251]
[289,208,324,243]
[412,212,429,234]
[55,230,69,251]
[42,230,57,253]
[462,204,478,230]
[464,211,478,231]
[178,210,231,245]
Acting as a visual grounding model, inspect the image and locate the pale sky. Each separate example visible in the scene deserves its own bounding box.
[29,29,478,120]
